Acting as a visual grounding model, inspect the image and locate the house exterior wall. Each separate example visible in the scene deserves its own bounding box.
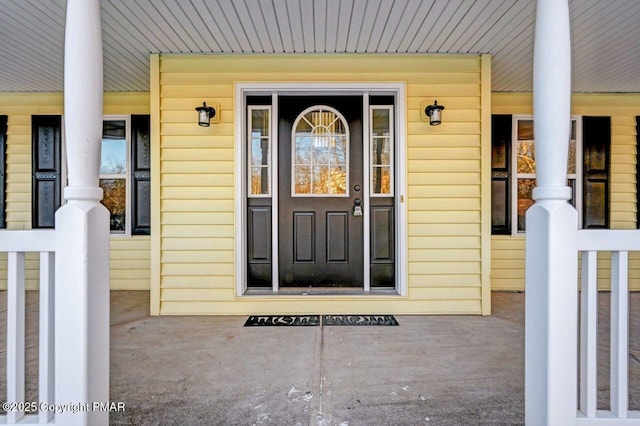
[151,53,492,315]
[0,92,151,290]
[491,92,640,291]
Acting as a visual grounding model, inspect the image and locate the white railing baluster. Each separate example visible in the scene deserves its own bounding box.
[39,251,55,424]
[576,230,640,424]
[580,250,598,418]
[7,251,26,424]
[0,231,56,425]
[610,251,629,418]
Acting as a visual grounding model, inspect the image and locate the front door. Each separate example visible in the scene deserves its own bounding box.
[278,96,364,287]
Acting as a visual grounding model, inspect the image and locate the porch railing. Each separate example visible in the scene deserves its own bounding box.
[0,230,56,425]
[577,230,640,424]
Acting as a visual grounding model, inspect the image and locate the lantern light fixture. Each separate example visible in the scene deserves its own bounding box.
[196,101,216,127]
[425,100,445,125]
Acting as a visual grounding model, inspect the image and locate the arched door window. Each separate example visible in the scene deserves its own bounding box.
[292,106,349,196]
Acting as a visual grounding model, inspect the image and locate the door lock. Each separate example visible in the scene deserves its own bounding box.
[353,198,363,216]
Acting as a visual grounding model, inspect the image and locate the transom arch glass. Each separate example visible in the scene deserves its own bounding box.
[292,105,349,196]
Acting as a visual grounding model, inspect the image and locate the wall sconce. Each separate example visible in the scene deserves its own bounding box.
[196,101,216,127]
[424,100,445,125]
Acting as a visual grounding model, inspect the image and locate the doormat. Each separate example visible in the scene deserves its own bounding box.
[244,315,320,326]
[243,314,398,326]
[323,314,399,326]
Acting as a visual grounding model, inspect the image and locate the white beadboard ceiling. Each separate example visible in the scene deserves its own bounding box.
[0,0,639,93]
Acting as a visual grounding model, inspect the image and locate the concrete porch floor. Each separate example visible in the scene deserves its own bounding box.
[2,291,640,425]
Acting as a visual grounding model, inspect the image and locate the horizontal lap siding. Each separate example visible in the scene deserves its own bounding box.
[491,93,640,291]
[159,56,235,310]
[157,54,485,315]
[0,93,151,290]
[491,236,525,290]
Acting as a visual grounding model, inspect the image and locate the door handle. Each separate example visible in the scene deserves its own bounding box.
[353,198,363,216]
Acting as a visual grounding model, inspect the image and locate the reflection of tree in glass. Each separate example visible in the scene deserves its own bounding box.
[517,178,536,230]
[100,179,126,231]
[294,109,348,195]
[517,140,535,174]
[312,166,329,194]
[567,139,576,174]
[295,166,311,194]
[373,167,391,194]
[251,167,269,195]
[330,167,346,194]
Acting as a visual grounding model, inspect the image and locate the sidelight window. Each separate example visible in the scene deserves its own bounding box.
[248,106,272,196]
[370,106,394,196]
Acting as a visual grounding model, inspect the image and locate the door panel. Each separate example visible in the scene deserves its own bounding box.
[327,212,348,262]
[293,212,315,262]
[370,198,395,288]
[279,96,363,287]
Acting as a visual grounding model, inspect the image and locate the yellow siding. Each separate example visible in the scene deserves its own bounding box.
[0,92,151,290]
[491,92,640,290]
[153,53,490,315]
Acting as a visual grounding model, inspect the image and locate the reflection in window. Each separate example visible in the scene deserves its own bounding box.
[514,117,578,232]
[100,120,127,233]
[249,107,271,196]
[371,107,393,195]
[293,107,348,196]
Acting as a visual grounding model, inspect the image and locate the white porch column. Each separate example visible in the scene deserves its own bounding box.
[525,0,577,425]
[55,0,109,425]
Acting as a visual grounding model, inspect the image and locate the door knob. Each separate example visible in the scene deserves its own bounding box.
[353,198,363,216]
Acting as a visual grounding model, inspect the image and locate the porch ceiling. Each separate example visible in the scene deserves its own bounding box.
[1,0,639,93]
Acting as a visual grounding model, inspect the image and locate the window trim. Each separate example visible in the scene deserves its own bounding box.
[100,115,131,236]
[510,114,583,235]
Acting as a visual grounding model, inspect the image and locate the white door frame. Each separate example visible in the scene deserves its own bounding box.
[235,82,407,297]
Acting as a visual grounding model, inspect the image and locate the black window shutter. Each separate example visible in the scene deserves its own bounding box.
[0,115,7,228]
[131,115,151,235]
[32,115,62,229]
[582,116,610,229]
[491,115,512,234]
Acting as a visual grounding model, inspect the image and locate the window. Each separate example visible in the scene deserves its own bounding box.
[491,115,610,235]
[370,106,394,196]
[292,106,349,196]
[512,116,580,233]
[100,118,129,233]
[100,115,152,235]
[31,114,150,234]
[248,106,271,196]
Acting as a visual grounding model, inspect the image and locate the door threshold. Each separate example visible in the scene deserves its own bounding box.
[244,287,398,296]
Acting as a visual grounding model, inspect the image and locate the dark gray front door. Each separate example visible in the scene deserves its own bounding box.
[278,96,364,287]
